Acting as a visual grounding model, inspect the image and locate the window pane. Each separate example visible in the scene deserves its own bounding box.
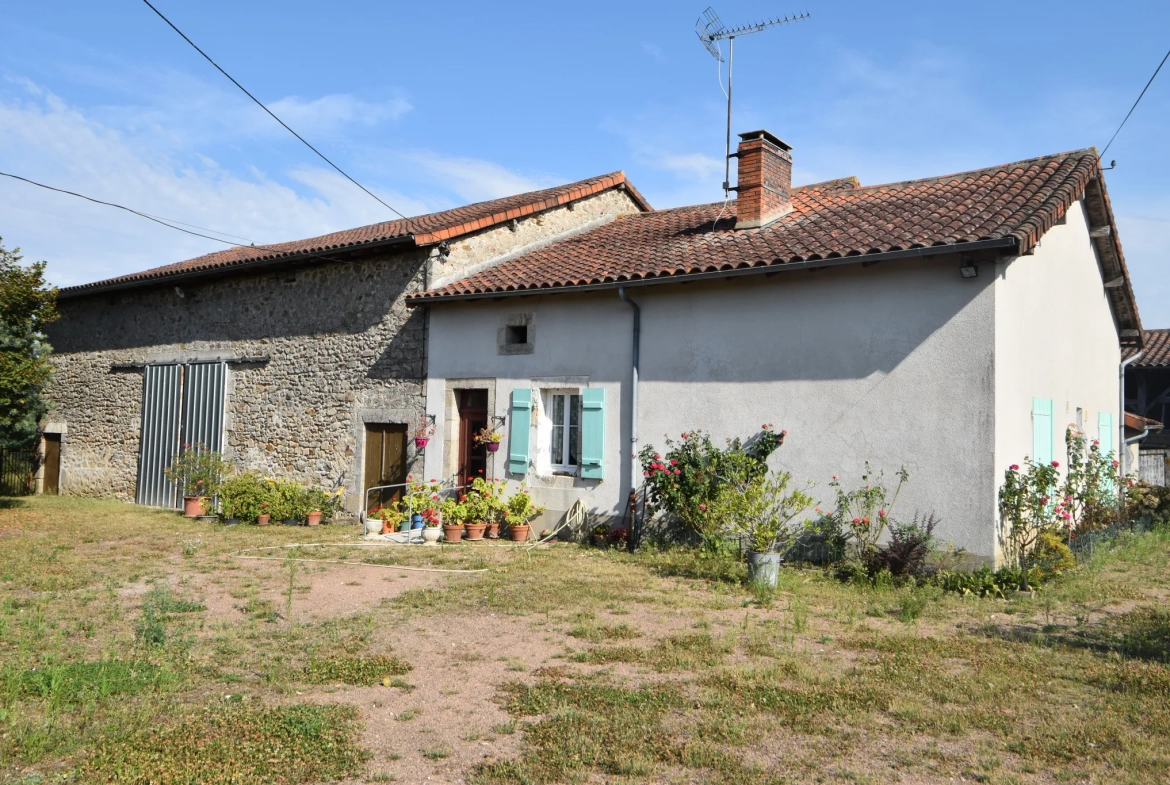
[568,423,579,466]
[551,394,565,466]
[569,395,580,427]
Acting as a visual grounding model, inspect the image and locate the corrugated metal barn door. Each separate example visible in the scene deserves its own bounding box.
[181,362,226,453]
[136,364,182,507]
[135,362,226,508]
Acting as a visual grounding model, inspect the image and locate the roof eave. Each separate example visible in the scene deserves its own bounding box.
[404,237,1019,307]
[58,234,417,301]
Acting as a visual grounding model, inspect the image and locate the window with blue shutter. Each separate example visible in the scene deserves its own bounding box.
[1032,398,1053,465]
[508,389,532,475]
[580,388,605,480]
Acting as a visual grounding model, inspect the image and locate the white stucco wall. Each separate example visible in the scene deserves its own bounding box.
[993,199,1122,528]
[424,255,1002,555]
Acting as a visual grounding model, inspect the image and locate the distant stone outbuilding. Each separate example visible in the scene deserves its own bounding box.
[43,174,650,511]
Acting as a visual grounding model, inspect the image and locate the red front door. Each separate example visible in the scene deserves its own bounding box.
[456,389,488,488]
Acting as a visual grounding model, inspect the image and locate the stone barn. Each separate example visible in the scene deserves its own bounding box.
[43,173,649,511]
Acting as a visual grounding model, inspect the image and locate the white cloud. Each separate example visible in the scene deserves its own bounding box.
[653,152,723,181]
[266,94,412,136]
[403,151,551,203]
[641,42,664,61]
[0,81,514,288]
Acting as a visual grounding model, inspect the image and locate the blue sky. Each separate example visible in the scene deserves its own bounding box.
[3,1,1168,323]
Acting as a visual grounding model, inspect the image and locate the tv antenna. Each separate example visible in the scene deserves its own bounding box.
[696,7,810,195]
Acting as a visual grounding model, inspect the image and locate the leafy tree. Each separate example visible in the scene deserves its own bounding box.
[0,238,58,447]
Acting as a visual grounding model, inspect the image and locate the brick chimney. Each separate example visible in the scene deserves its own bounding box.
[734,130,793,229]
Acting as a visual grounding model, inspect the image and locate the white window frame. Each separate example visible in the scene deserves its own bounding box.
[547,390,582,475]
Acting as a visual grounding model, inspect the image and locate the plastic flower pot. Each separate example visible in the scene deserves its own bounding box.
[442,523,463,543]
[464,522,487,541]
[282,518,299,527]
[411,514,424,530]
[306,510,322,526]
[183,496,207,517]
[485,441,500,453]
[397,520,411,533]
[415,437,429,450]
[746,552,782,589]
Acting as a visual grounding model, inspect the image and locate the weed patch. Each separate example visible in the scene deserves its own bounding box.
[300,655,411,686]
[82,702,368,784]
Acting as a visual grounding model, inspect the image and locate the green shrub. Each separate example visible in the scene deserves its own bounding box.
[1027,531,1076,581]
[931,565,1027,598]
[218,472,272,523]
[164,444,230,497]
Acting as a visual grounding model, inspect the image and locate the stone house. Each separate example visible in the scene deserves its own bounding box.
[43,173,650,510]
[409,130,1143,562]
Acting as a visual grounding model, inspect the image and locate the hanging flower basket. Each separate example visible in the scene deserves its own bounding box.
[485,441,500,453]
[414,437,429,450]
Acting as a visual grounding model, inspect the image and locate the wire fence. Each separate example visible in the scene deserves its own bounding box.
[0,448,38,496]
[1069,517,1154,564]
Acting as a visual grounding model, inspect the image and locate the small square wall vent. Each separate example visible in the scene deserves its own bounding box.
[498,314,535,355]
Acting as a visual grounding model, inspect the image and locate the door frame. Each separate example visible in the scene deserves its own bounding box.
[442,380,498,486]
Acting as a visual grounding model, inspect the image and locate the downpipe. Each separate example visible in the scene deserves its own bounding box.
[618,287,640,550]
[1119,350,1142,522]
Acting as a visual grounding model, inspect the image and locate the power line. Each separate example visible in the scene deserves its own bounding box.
[1100,47,1170,160]
[141,0,412,224]
[0,170,256,248]
[0,171,364,270]
[139,212,256,243]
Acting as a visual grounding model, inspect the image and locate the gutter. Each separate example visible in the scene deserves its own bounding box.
[57,235,418,300]
[405,236,1019,306]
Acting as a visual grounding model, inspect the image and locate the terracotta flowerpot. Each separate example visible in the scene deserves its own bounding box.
[381,519,393,535]
[486,522,501,539]
[256,514,271,526]
[509,524,531,542]
[183,496,207,517]
[464,523,487,541]
[415,437,429,450]
[485,441,500,453]
[442,524,463,543]
[307,510,322,526]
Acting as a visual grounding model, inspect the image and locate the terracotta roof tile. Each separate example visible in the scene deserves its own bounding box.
[1126,330,1170,367]
[410,150,1100,302]
[59,171,651,298]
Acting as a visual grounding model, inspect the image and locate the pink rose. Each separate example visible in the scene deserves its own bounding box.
[852,517,861,524]
[699,503,707,511]
[1009,464,1019,471]
[1051,461,1060,468]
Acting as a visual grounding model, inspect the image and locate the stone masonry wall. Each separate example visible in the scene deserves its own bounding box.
[45,188,642,510]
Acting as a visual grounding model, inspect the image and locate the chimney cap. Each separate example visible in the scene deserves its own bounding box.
[737,130,792,151]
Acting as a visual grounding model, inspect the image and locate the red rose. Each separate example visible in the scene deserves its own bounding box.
[1051,461,1060,468]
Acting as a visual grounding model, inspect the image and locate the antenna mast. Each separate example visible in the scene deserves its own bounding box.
[695,7,810,196]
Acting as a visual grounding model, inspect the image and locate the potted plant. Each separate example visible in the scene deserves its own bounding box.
[589,523,610,547]
[504,486,544,542]
[166,444,229,517]
[725,471,816,589]
[413,415,436,450]
[439,496,465,543]
[303,488,334,526]
[422,514,442,545]
[470,477,507,538]
[257,503,271,526]
[475,427,503,453]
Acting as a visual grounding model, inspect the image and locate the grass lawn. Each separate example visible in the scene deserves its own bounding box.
[2,496,1169,784]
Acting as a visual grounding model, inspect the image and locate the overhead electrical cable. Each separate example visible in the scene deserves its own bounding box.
[0,171,359,270]
[1100,47,1170,160]
[140,0,412,224]
[0,170,259,248]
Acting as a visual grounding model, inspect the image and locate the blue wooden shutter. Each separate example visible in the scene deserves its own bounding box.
[1032,398,1053,465]
[507,389,532,475]
[1098,411,1115,490]
[580,388,605,480]
[1097,412,1115,459]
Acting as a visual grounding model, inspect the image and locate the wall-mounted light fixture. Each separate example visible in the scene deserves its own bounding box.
[959,263,978,278]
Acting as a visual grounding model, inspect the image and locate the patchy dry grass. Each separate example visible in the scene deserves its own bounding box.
[2,496,1169,783]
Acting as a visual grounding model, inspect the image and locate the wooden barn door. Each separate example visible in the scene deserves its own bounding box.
[364,424,408,511]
